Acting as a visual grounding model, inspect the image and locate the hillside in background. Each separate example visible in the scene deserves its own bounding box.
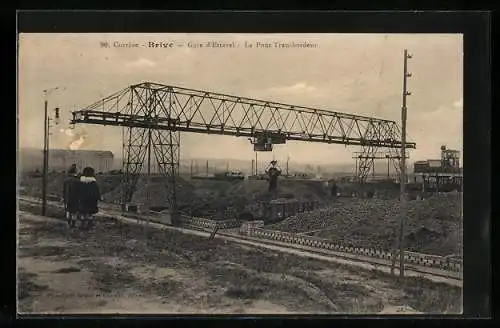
[112,157,411,176]
[18,147,413,175]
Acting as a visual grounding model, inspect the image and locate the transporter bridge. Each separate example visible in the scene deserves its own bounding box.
[70,82,416,225]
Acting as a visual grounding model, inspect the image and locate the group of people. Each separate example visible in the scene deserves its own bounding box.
[62,164,101,229]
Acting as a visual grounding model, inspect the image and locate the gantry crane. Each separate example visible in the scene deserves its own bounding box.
[70,82,416,225]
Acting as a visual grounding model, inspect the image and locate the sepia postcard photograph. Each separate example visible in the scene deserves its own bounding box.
[17,32,463,315]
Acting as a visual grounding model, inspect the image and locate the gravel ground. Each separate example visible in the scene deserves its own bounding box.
[268,193,462,256]
[17,203,462,314]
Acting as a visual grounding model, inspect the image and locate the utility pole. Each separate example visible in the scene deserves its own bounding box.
[354,156,358,183]
[42,97,48,216]
[255,152,258,175]
[392,49,412,277]
[41,86,60,216]
[458,186,463,280]
[145,125,152,236]
[286,155,290,176]
[386,154,390,178]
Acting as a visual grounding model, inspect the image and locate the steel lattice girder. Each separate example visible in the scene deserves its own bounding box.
[150,128,181,224]
[352,151,409,159]
[356,124,380,181]
[121,126,148,203]
[353,151,409,182]
[71,82,416,149]
[119,86,181,219]
[355,151,404,182]
[120,128,181,203]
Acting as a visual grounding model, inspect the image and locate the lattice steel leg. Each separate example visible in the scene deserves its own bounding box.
[356,119,382,183]
[357,145,378,183]
[122,126,149,204]
[151,129,181,225]
[388,147,402,179]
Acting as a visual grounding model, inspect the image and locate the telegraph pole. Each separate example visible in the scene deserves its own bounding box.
[42,97,48,216]
[145,126,152,235]
[386,154,390,178]
[255,152,258,175]
[354,156,358,182]
[41,86,60,216]
[394,49,412,277]
[286,155,290,176]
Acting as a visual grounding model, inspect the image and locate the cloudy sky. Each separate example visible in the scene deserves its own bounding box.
[18,33,463,165]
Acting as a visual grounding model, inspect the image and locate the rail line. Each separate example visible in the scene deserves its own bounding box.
[17,196,462,287]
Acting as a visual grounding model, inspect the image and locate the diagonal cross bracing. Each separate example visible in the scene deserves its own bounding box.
[71,82,416,149]
[70,82,417,216]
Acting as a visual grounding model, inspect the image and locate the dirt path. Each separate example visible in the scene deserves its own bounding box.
[17,208,462,314]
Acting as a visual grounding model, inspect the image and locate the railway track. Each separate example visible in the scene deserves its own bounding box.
[17,196,462,287]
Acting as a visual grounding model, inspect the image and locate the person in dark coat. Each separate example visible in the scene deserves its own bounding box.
[77,166,101,229]
[331,182,338,198]
[63,164,80,227]
[267,167,281,192]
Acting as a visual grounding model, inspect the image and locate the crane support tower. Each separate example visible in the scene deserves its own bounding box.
[352,151,409,182]
[70,82,416,225]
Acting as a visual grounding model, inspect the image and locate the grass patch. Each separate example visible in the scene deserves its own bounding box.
[400,279,462,313]
[142,279,183,297]
[17,269,49,300]
[19,203,65,220]
[289,268,383,313]
[19,245,64,258]
[91,263,138,293]
[53,267,81,274]
[225,285,266,299]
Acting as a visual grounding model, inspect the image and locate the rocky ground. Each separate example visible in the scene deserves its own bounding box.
[19,172,332,219]
[17,203,462,314]
[19,172,462,256]
[268,193,462,256]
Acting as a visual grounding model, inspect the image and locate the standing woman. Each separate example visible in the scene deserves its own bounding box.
[63,164,80,227]
[77,166,101,230]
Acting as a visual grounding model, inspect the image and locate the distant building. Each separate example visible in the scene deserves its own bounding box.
[19,148,114,173]
[50,149,114,173]
[413,145,462,192]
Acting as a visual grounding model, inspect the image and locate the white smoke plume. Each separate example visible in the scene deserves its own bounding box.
[59,126,89,150]
[69,136,86,150]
